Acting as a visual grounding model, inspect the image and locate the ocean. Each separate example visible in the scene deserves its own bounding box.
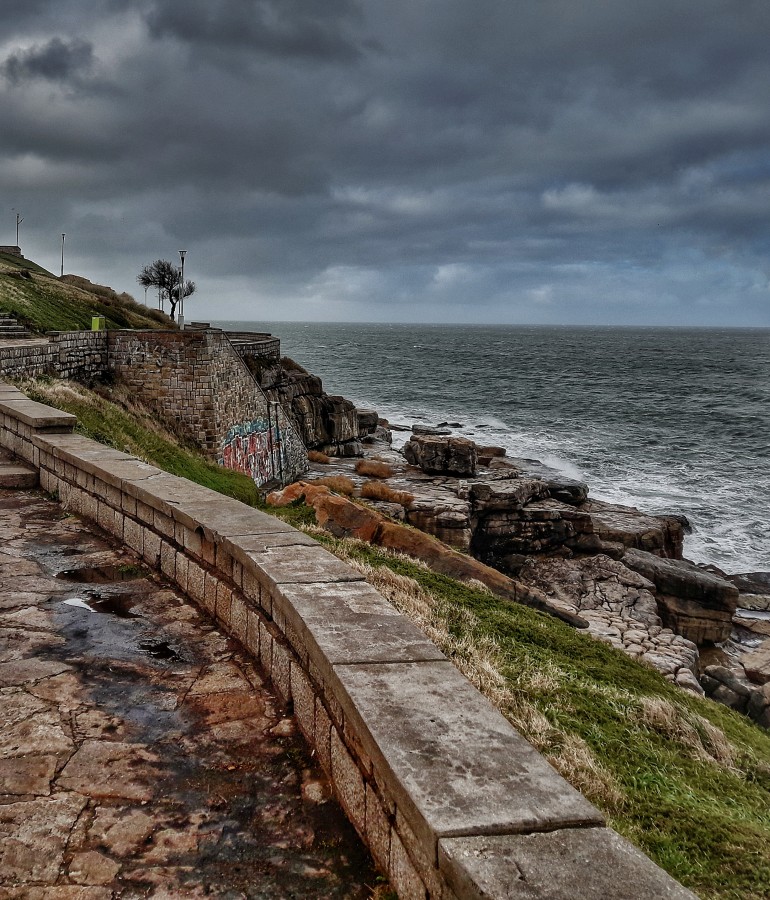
[216,322,769,576]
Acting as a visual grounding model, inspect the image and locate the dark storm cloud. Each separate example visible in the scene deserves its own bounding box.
[1,37,94,85]
[2,0,770,324]
[143,0,368,61]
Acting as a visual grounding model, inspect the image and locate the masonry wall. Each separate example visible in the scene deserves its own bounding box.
[0,331,107,380]
[226,333,281,361]
[0,381,697,900]
[108,330,307,486]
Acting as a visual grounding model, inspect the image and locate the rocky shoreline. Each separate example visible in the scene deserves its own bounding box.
[270,404,769,730]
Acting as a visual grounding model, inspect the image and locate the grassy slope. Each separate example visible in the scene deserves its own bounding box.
[14,377,770,900]
[0,252,172,332]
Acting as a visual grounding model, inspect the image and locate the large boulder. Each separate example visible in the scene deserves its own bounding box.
[403,435,478,476]
[356,408,379,437]
[584,500,686,559]
[743,644,770,685]
[623,549,739,645]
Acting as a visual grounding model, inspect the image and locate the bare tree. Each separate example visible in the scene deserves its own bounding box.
[137,259,196,321]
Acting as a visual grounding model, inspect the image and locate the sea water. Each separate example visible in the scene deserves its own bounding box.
[217,322,769,575]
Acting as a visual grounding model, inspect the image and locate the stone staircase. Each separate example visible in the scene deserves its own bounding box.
[0,313,33,339]
[0,448,38,489]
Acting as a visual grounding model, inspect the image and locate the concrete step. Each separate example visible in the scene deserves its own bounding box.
[0,453,38,489]
[0,316,32,338]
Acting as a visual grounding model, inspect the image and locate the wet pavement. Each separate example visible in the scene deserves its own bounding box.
[0,486,382,898]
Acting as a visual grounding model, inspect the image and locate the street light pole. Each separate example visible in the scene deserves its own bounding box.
[60,233,65,277]
[11,209,23,247]
[178,249,187,329]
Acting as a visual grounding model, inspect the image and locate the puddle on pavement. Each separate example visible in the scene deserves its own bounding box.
[56,564,146,584]
[61,592,141,619]
[138,639,184,662]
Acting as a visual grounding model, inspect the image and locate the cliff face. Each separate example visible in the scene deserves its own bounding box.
[247,357,373,456]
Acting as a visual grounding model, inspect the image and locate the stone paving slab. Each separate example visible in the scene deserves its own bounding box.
[0,487,380,898]
[438,829,699,899]
[333,660,604,855]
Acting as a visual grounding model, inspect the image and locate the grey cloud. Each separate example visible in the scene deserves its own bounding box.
[1,37,94,85]
[143,0,368,61]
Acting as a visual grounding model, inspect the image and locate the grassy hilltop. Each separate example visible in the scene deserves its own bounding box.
[0,251,172,333]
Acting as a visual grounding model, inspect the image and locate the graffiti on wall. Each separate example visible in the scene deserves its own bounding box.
[220,418,288,487]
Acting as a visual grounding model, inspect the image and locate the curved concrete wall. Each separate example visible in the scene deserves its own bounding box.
[0,381,697,900]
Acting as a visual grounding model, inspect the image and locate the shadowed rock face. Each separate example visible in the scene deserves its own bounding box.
[253,360,365,456]
[623,549,739,645]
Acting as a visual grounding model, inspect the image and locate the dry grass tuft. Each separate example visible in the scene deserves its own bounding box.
[311,475,356,495]
[640,696,736,768]
[355,459,394,478]
[548,733,625,812]
[360,480,414,506]
[307,450,331,464]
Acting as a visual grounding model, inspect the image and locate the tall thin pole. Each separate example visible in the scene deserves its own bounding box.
[12,209,23,247]
[60,233,65,277]
[178,250,186,326]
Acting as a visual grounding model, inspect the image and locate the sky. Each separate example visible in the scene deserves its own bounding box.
[2,0,770,326]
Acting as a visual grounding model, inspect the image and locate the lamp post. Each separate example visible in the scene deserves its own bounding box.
[11,209,23,247]
[178,249,187,329]
[60,233,65,277]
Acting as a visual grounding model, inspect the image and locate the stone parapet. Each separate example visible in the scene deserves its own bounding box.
[0,330,107,380]
[0,382,698,900]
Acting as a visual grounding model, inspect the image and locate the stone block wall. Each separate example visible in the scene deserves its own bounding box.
[108,330,306,486]
[0,331,107,380]
[0,381,697,900]
[226,332,281,362]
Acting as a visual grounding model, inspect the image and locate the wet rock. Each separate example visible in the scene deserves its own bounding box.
[700,665,751,713]
[356,408,379,437]
[477,445,507,465]
[584,500,685,558]
[623,549,739,645]
[545,477,589,506]
[742,644,770,685]
[726,571,770,597]
[411,424,452,436]
[403,434,478,476]
[747,683,770,729]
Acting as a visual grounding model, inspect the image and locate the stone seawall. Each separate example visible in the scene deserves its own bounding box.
[108,330,307,485]
[0,331,107,381]
[0,382,697,900]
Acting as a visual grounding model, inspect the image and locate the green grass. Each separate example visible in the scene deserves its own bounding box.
[12,376,770,899]
[310,537,770,900]
[0,252,171,333]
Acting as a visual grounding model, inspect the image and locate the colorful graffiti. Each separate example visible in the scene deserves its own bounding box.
[220,418,287,487]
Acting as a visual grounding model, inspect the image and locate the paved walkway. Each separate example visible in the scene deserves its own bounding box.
[0,486,380,898]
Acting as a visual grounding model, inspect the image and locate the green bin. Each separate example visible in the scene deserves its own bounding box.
[91,316,106,331]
